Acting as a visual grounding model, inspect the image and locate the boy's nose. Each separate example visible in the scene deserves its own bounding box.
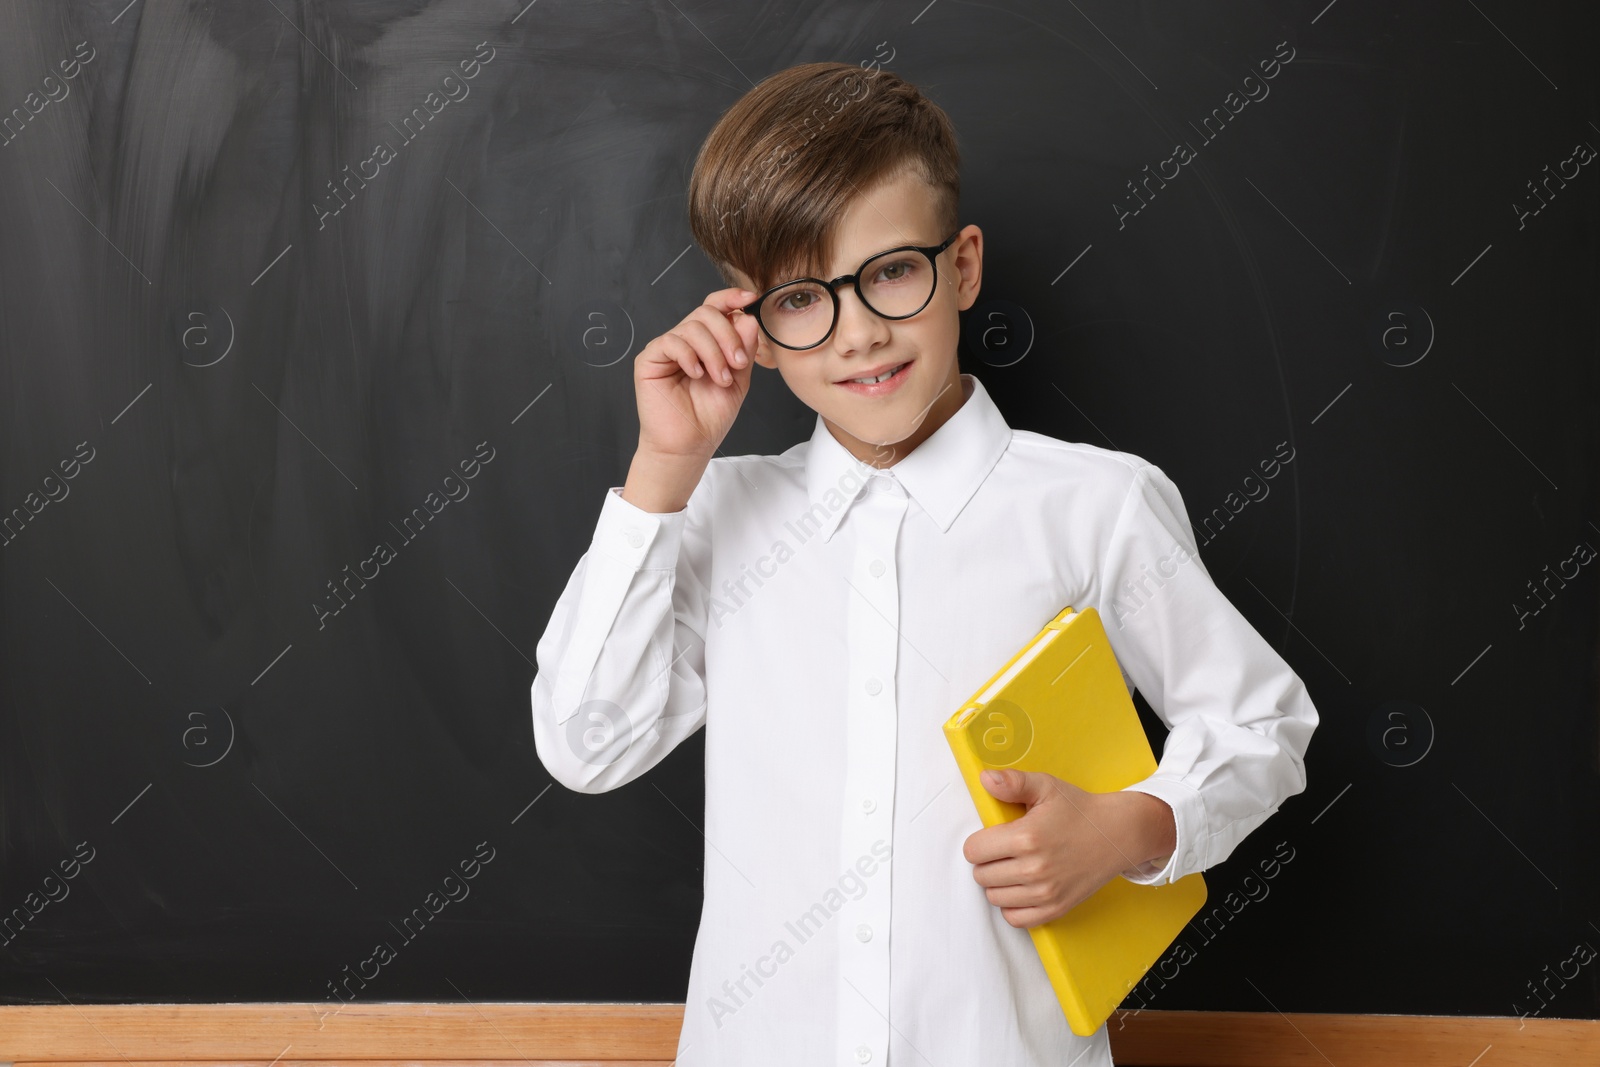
[831,284,890,352]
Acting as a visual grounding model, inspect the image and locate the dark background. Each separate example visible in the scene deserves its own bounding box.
[1,0,1596,1021]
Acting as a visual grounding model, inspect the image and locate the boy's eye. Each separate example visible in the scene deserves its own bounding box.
[772,285,826,314]
[869,256,921,287]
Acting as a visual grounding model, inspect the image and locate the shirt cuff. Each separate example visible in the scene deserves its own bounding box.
[1118,775,1205,885]
[590,485,689,571]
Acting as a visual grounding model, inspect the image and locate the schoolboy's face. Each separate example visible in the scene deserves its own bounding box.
[729,170,983,468]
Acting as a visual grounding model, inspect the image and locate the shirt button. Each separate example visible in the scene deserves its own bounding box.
[856,923,872,942]
[861,798,876,813]
[623,526,644,548]
[869,559,885,577]
[856,1045,872,1063]
[864,678,882,696]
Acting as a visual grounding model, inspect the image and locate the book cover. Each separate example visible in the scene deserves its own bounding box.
[943,605,1208,1035]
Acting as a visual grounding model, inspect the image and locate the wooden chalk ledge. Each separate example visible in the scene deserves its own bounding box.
[0,1002,1595,1065]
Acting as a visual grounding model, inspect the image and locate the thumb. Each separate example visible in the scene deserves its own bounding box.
[980,768,1046,804]
[732,309,762,359]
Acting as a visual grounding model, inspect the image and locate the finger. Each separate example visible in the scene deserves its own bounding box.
[696,292,759,368]
[970,855,1034,888]
[963,827,1007,867]
[644,332,705,382]
[1000,904,1054,929]
[702,286,760,315]
[984,882,1050,909]
[681,316,742,388]
[962,821,1036,866]
[681,308,748,375]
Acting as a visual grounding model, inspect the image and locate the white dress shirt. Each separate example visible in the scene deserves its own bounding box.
[531,372,1318,1066]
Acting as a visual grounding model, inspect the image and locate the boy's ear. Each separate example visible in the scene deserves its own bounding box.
[751,337,779,369]
[953,224,984,312]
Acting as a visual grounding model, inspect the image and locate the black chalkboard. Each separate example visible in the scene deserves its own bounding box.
[2,0,1596,1023]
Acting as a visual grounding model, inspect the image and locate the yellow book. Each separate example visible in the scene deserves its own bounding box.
[943,604,1208,1036]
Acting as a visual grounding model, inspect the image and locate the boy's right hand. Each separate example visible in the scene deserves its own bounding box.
[633,287,763,461]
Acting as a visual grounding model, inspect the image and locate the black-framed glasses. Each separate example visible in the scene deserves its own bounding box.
[739,231,961,350]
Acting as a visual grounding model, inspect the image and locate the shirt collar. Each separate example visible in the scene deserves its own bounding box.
[802,373,1012,543]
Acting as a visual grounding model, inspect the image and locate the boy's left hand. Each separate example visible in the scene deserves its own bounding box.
[963,769,1174,929]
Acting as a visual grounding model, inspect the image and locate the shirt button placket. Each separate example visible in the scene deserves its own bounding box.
[835,472,906,1067]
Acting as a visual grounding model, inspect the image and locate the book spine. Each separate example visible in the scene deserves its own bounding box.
[944,704,1028,828]
[1028,924,1093,1032]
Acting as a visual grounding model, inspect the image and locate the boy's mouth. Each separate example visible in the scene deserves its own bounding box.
[836,360,913,395]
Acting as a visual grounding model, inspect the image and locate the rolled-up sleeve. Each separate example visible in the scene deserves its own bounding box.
[530,471,715,794]
[1092,462,1319,886]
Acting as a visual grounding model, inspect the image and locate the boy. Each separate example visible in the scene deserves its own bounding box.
[531,61,1318,1066]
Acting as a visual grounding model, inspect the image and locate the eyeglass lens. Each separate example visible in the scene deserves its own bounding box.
[758,248,937,349]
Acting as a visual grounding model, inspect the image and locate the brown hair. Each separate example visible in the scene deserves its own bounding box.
[687,61,961,295]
